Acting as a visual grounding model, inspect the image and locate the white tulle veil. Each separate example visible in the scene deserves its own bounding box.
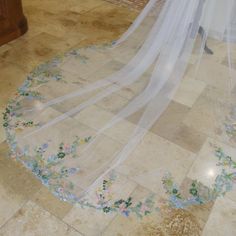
[4,0,236,206]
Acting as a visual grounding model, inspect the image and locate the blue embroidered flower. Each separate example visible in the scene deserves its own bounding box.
[68,168,79,175]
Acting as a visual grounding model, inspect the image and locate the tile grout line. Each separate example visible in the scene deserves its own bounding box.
[40,203,85,236]
[0,199,28,231]
[1,197,85,236]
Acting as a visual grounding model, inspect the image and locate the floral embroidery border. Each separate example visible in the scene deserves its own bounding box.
[2,43,236,218]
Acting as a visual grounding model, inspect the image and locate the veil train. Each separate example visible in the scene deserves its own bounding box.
[3,0,236,214]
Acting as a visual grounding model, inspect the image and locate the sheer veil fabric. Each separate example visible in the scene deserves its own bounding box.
[4,0,236,208]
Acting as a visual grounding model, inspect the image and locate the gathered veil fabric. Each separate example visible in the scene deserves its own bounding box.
[5,0,236,205]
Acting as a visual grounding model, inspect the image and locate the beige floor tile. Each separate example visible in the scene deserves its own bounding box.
[115,73,150,101]
[173,77,206,107]
[23,0,90,15]
[0,145,42,227]
[1,33,71,74]
[83,60,124,83]
[168,124,207,153]
[187,138,236,202]
[117,131,195,196]
[74,105,114,130]
[220,41,236,68]
[74,105,138,144]
[23,6,85,45]
[103,183,204,236]
[126,107,144,124]
[0,144,36,227]
[127,101,190,139]
[69,0,105,14]
[30,185,73,219]
[97,92,129,113]
[0,201,82,236]
[180,178,215,222]
[63,207,116,236]
[206,38,235,64]
[127,101,205,153]
[151,102,190,132]
[63,173,137,236]
[0,182,26,228]
[0,44,12,54]
[186,57,236,92]
[0,143,42,200]
[0,62,27,110]
[102,185,163,236]
[60,48,112,78]
[103,212,164,236]
[80,1,137,35]
[74,135,123,190]
[183,86,230,142]
[64,207,115,236]
[202,197,236,236]
[151,101,190,135]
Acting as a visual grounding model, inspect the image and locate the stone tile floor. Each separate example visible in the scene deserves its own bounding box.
[0,0,236,235]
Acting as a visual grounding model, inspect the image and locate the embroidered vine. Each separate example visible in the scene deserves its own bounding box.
[162,147,236,209]
[2,43,236,218]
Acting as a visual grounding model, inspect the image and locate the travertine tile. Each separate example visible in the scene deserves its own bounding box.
[30,185,73,219]
[183,85,230,142]
[1,33,71,73]
[180,178,215,222]
[23,0,96,15]
[103,211,164,236]
[202,197,236,236]
[0,201,82,236]
[129,102,205,153]
[186,57,236,92]
[0,44,12,54]
[0,182,25,228]
[63,206,117,236]
[127,101,191,142]
[187,138,236,202]
[0,142,42,200]
[0,62,27,109]
[85,60,124,81]
[151,101,190,136]
[102,185,163,236]
[168,124,207,153]
[97,92,129,113]
[126,107,144,124]
[63,173,137,236]
[103,184,204,236]
[60,48,112,78]
[74,105,137,144]
[0,144,33,227]
[173,77,206,107]
[117,131,195,196]
[69,0,105,14]
[74,105,114,130]
[0,152,40,227]
[74,135,123,189]
[81,1,137,34]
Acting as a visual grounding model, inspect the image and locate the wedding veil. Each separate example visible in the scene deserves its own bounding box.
[4,0,236,208]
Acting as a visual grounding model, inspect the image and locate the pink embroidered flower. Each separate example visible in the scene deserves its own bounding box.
[119,203,127,212]
[58,187,64,192]
[140,204,150,213]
